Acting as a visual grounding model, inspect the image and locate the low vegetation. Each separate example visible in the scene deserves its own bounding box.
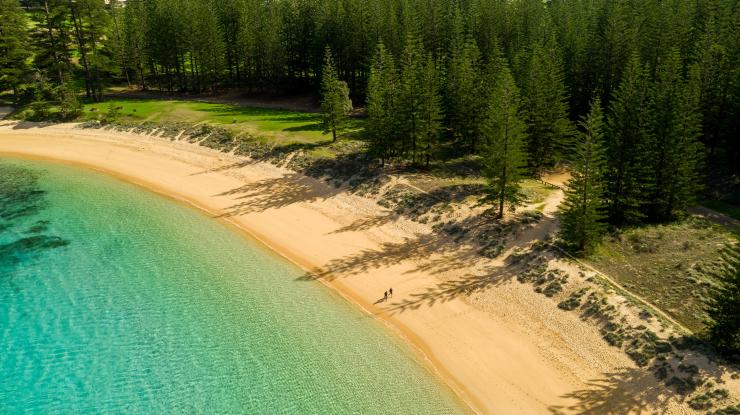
[586,217,737,333]
[510,242,738,410]
[78,99,362,145]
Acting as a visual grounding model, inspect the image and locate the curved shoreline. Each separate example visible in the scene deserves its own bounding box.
[0,129,482,413]
[2,122,674,415]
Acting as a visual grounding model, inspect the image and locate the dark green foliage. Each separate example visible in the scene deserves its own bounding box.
[366,42,398,165]
[446,36,485,153]
[605,55,654,227]
[558,288,589,311]
[67,0,111,101]
[706,246,740,360]
[0,0,31,102]
[320,48,352,142]
[688,388,729,410]
[55,83,82,120]
[416,54,442,167]
[396,34,442,165]
[709,404,740,415]
[521,38,574,173]
[26,0,74,86]
[481,64,527,218]
[518,265,568,297]
[367,35,442,167]
[103,101,120,123]
[647,50,704,222]
[695,2,738,180]
[0,0,736,231]
[559,97,607,253]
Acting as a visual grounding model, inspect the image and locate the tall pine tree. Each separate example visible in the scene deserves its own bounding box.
[481,64,527,218]
[605,54,654,227]
[417,54,442,167]
[559,97,607,253]
[648,50,704,221]
[522,37,574,174]
[446,36,485,153]
[397,34,425,163]
[320,47,352,142]
[366,41,398,165]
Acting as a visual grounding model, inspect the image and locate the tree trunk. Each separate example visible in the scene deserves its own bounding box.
[68,0,93,99]
[42,1,64,84]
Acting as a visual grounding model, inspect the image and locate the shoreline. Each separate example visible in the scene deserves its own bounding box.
[4,150,477,412]
[2,122,692,414]
[0,128,483,413]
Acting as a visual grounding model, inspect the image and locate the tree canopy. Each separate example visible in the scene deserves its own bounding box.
[0,0,736,226]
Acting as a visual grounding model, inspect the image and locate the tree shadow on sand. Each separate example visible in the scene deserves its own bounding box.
[385,263,517,313]
[298,206,556,314]
[549,367,680,415]
[213,172,343,217]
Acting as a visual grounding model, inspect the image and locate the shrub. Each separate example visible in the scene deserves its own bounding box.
[558,288,588,310]
[102,102,120,123]
[55,84,82,120]
[688,389,730,410]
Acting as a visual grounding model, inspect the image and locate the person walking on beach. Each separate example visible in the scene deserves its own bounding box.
[383,291,388,301]
[389,288,393,298]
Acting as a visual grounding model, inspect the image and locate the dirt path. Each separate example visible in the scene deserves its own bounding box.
[689,205,740,234]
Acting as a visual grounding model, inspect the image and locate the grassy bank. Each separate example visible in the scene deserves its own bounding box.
[10,98,363,146]
[81,99,364,146]
[586,217,737,333]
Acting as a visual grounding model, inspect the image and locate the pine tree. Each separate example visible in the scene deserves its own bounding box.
[605,54,654,227]
[522,38,574,174]
[28,0,74,87]
[648,50,704,221]
[417,54,442,167]
[397,33,425,163]
[696,3,737,178]
[0,0,31,103]
[320,47,352,142]
[366,41,398,165]
[669,65,704,212]
[446,36,485,153]
[67,0,110,101]
[122,0,148,90]
[559,97,607,253]
[706,246,740,359]
[54,82,82,120]
[481,64,528,218]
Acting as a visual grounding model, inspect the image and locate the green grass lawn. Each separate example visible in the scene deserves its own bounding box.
[586,217,737,333]
[81,99,363,147]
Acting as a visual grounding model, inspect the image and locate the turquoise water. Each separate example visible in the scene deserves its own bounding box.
[0,157,466,414]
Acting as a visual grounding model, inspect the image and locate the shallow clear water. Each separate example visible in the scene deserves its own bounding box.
[0,157,465,414]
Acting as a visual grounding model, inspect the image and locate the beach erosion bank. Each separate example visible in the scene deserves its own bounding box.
[0,122,696,414]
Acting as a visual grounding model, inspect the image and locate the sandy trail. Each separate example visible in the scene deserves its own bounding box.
[0,123,700,414]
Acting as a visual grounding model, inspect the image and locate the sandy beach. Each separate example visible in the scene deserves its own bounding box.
[0,122,722,414]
